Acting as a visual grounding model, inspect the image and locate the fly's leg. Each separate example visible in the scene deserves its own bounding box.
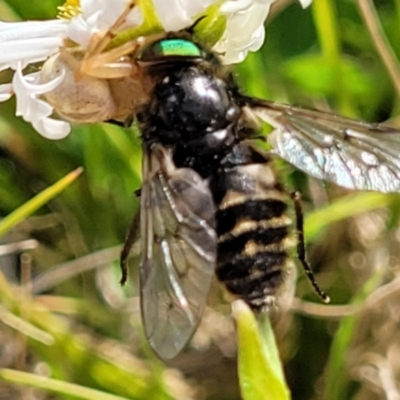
[120,209,141,285]
[291,191,330,303]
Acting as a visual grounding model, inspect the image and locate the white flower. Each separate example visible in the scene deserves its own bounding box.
[299,0,312,7]
[66,0,143,48]
[0,20,68,72]
[0,0,141,139]
[152,0,217,32]
[12,65,71,139]
[214,0,312,64]
[213,0,274,64]
[0,0,312,139]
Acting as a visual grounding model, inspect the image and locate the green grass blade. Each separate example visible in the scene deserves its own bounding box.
[305,192,391,241]
[0,305,54,345]
[0,167,83,237]
[0,369,130,400]
[233,300,291,400]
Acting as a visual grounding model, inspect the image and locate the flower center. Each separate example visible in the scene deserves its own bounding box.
[57,0,82,19]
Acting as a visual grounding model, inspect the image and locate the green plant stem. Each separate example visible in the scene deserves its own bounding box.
[357,0,400,99]
[0,168,83,237]
[0,369,130,400]
[312,0,352,114]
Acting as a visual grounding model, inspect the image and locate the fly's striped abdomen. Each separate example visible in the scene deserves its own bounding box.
[213,145,293,310]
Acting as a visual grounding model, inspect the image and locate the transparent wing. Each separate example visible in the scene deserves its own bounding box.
[247,98,400,192]
[140,144,217,360]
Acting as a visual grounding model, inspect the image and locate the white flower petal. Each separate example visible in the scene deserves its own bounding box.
[0,20,67,71]
[179,0,216,16]
[32,117,71,140]
[153,0,217,31]
[152,0,192,31]
[65,15,94,48]
[0,38,66,72]
[67,0,141,47]
[85,0,134,27]
[214,0,274,64]
[0,83,13,101]
[12,64,70,139]
[298,0,312,8]
[220,0,254,13]
[0,20,67,40]
[17,92,53,121]
[13,69,65,97]
[80,0,126,25]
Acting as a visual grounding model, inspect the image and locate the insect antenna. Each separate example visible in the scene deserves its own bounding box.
[120,210,140,285]
[291,191,330,303]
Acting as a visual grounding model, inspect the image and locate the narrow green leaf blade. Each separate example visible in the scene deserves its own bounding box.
[0,167,83,237]
[0,369,129,400]
[305,192,391,241]
[233,300,291,400]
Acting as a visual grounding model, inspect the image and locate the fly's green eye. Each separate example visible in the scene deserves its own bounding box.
[140,38,202,62]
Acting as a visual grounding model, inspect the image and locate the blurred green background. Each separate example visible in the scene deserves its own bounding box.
[1,0,400,399]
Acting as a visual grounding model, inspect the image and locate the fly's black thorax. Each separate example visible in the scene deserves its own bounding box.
[138,61,241,177]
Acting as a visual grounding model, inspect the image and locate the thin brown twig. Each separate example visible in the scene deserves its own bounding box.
[364,274,400,309]
[292,297,358,318]
[29,245,125,294]
[357,0,400,99]
[293,272,400,319]
[0,239,38,256]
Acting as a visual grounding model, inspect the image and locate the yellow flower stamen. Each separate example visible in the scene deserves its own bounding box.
[57,0,82,19]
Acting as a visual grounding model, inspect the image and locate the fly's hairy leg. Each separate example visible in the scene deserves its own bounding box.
[120,210,141,285]
[291,191,330,303]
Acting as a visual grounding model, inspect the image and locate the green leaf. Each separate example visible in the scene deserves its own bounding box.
[282,54,372,103]
[0,369,130,400]
[0,167,83,237]
[0,305,54,345]
[233,300,291,400]
[305,192,392,241]
[2,0,59,19]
